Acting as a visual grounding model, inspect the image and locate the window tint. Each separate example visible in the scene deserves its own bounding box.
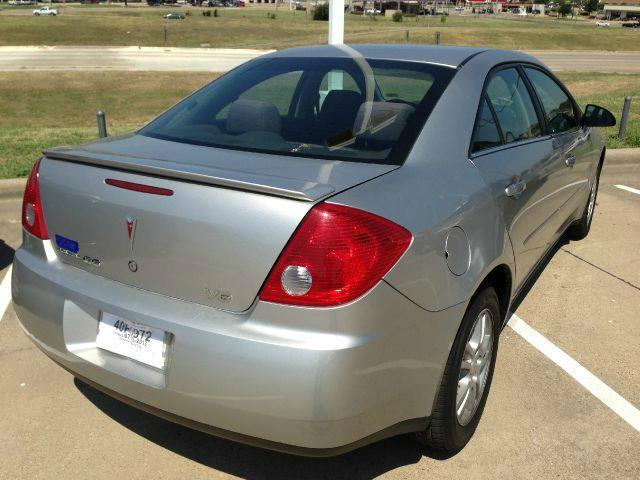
[140,57,455,165]
[240,71,303,115]
[319,70,360,94]
[375,69,435,105]
[472,98,502,152]
[486,68,541,144]
[524,67,578,134]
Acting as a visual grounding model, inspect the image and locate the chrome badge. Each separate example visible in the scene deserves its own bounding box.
[204,286,232,304]
[126,216,137,251]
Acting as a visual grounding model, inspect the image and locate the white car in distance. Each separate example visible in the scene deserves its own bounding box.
[33,6,58,16]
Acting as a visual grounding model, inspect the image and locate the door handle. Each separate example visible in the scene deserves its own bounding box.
[505,178,527,198]
[565,154,576,168]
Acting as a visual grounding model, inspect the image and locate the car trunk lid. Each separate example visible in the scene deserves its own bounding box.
[38,134,397,312]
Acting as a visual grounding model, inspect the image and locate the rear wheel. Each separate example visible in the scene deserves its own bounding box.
[567,160,602,241]
[416,287,500,452]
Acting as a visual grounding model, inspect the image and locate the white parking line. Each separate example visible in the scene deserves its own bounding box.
[508,312,640,433]
[0,265,12,323]
[615,184,640,196]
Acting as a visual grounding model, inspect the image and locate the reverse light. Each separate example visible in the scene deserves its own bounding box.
[260,203,412,307]
[22,158,49,240]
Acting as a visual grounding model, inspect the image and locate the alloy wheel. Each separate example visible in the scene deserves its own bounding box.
[456,308,494,426]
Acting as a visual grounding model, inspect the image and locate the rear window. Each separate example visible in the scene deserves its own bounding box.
[140,57,455,165]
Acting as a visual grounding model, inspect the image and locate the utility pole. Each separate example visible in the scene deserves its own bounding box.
[328,0,345,45]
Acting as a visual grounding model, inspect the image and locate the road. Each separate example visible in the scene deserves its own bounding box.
[0,46,275,73]
[0,157,639,479]
[1,46,640,73]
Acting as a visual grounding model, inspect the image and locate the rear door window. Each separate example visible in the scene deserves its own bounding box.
[471,98,502,153]
[524,67,578,135]
[485,68,542,145]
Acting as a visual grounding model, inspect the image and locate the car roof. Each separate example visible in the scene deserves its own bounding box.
[266,45,544,70]
[266,44,494,69]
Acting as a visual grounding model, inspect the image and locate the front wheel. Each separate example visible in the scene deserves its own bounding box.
[416,287,500,452]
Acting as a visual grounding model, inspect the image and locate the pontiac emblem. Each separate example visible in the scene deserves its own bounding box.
[126,217,137,251]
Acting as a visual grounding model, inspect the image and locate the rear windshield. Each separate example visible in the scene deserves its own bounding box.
[140,56,455,165]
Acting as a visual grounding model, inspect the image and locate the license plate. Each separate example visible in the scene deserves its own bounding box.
[96,312,168,370]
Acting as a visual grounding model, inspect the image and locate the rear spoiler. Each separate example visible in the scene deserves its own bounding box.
[43,147,335,202]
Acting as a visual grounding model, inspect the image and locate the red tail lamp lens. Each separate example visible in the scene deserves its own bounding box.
[260,202,412,307]
[22,159,49,240]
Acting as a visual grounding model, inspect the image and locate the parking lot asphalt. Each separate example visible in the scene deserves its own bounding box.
[0,157,639,479]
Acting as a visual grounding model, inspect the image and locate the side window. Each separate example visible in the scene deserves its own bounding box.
[472,98,502,152]
[524,67,578,134]
[375,69,435,105]
[239,71,303,115]
[318,70,361,109]
[485,68,542,145]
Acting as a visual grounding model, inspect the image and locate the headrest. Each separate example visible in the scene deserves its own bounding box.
[318,90,363,121]
[353,102,415,142]
[226,99,281,135]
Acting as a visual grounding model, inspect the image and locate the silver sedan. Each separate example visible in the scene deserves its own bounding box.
[12,45,615,456]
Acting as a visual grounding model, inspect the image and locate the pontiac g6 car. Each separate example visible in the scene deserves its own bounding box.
[13,45,615,455]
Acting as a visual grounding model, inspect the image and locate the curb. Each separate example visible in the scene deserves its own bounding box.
[0,148,638,200]
[606,148,640,165]
[0,178,25,200]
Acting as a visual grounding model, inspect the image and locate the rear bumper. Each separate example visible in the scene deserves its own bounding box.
[12,238,465,455]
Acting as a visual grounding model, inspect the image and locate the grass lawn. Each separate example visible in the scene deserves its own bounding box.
[0,7,639,50]
[0,70,637,178]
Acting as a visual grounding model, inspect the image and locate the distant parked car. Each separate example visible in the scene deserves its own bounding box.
[516,11,528,17]
[622,20,639,28]
[454,6,464,11]
[163,12,186,19]
[365,8,381,14]
[33,6,58,16]
[595,21,610,27]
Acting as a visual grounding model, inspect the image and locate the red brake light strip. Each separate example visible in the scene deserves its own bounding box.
[105,179,174,196]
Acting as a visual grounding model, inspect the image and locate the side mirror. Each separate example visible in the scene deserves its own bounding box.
[582,104,616,128]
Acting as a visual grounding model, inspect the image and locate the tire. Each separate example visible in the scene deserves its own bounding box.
[567,158,602,241]
[416,287,500,453]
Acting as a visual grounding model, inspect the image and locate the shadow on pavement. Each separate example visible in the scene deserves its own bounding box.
[0,240,15,270]
[74,378,453,479]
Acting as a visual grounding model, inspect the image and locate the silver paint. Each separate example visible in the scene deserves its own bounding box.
[13,45,603,453]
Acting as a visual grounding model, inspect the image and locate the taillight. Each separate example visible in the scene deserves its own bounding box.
[259,202,412,307]
[22,159,49,240]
